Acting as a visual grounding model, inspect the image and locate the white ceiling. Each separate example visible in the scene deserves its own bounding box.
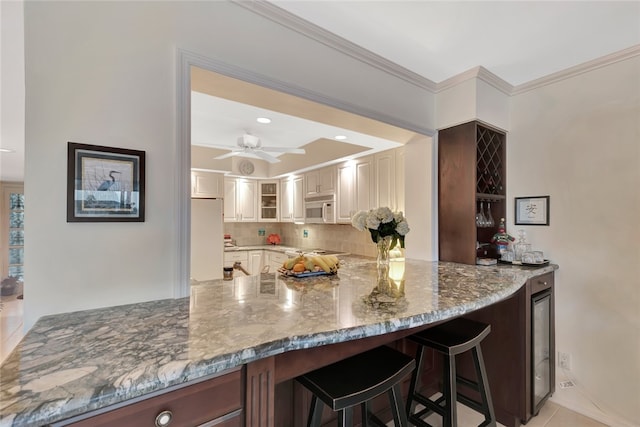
[191,92,402,159]
[271,1,640,86]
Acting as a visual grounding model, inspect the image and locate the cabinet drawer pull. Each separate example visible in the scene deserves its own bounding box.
[539,281,548,286]
[155,410,173,427]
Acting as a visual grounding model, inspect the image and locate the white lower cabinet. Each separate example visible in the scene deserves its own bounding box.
[248,250,263,275]
[224,251,248,268]
[266,251,288,273]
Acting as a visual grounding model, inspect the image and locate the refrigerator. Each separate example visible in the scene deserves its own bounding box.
[191,198,224,281]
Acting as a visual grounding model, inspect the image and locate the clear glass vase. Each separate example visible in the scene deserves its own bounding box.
[376,235,393,269]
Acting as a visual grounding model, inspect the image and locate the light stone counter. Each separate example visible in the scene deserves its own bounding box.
[0,257,556,426]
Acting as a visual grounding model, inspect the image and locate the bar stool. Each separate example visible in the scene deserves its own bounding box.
[405,318,496,427]
[297,345,415,427]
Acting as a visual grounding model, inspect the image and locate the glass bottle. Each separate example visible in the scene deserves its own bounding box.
[514,229,531,262]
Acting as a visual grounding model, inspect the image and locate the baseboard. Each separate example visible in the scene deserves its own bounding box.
[550,394,638,427]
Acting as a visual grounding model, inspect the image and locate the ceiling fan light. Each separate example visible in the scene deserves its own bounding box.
[238,134,261,148]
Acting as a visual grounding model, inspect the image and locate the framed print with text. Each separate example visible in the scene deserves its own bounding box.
[514,196,549,226]
[67,142,145,222]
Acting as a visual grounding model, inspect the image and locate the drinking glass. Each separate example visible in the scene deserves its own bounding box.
[486,202,495,227]
[476,202,487,227]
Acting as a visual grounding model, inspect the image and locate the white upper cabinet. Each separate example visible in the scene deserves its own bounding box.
[355,157,374,213]
[258,181,279,222]
[395,147,405,213]
[305,165,336,197]
[191,170,223,198]
[336,156,374,223]
[224,178,257,222]
[336,162,355,223]
[375,150,396,211]
[280,175,304,223]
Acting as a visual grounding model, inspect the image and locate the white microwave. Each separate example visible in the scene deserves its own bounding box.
[304,195,336,224]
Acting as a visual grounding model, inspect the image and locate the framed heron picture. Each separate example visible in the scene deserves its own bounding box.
[67,142,145,222]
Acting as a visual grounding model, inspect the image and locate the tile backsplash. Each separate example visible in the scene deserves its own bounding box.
[224,222,378,257]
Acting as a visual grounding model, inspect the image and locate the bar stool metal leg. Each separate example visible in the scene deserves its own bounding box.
[406,345,425,418]
[308,395,324,427]
[472,346,496,427]
[339,407,353,427]
[389,383,409,426]
[443,354,457,427]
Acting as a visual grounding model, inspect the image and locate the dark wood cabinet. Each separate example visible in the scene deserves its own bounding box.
[57,367,243,427]
[438,121,507,264]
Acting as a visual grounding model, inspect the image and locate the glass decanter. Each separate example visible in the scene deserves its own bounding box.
[514,229,531,262]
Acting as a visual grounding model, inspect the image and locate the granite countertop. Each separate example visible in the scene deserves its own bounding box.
[0,257,556,426]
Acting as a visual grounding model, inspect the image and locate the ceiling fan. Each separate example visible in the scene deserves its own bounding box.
[212,134,305,163]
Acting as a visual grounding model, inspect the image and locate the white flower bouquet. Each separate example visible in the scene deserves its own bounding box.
[351,207,410,249]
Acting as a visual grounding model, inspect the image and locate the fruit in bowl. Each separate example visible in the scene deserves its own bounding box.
[280,255,340,275]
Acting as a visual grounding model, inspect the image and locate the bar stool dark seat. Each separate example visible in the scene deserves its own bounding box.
[405,317,496,427]
[297,345,416,427]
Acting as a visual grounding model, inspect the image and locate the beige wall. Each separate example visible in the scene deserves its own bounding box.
[509,55,640,424]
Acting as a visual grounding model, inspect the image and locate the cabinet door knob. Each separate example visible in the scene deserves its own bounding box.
[155,410,173,427]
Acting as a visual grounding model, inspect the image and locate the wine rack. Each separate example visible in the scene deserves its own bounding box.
[476,125,505,197]
[438,121,507,264]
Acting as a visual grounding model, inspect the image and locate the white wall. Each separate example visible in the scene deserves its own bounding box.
[435,75,510,131]
[22,1,437,329]
[404,135,437,261]
[509,55,640,425]
[0,0,25,182]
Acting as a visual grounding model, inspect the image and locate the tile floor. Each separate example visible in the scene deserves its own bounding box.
[400,398,608,427]
[0,303,612,426]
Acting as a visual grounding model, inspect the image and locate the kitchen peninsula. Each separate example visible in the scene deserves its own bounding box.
[0,256,556,427]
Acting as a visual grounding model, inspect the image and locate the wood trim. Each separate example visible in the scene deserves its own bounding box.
[246,356,276,427]
[274,326,433,384]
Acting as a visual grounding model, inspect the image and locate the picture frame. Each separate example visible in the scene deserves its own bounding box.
[514,196,549,226]
[67,142,145,222]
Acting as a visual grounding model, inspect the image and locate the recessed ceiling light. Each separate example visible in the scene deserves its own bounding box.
[335,135,347,140]
[0,148,15,153]
[256,117,271,124]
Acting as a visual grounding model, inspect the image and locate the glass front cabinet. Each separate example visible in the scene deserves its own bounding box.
[259,181,279,222]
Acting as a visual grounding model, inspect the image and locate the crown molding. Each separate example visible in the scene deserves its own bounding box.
[512,44,640,95]
[233,0,437,92]
[436,66,514,95]
[234,1,638,99]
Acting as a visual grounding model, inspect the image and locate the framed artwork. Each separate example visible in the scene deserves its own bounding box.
[67,142,145,222]
[514,196,549,226]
